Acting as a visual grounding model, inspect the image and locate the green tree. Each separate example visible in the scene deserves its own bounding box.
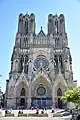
[61,87,80,109]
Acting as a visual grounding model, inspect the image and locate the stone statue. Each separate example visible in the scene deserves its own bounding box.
[28,60,33,79]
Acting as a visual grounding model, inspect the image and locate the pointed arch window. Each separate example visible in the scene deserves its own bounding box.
[57,88,62,96]
[59,55,63,68]
[25,20,28,34]
[20,55,24,72]
[55,38,60,49]
[20,88,26,96]
[55,20,58,33]
[54,55,58,67]
[24,38,26,47]
[55,20,58,28]
[25,55,28,64]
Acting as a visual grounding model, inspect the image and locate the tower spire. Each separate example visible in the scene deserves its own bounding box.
[41,26,42,30]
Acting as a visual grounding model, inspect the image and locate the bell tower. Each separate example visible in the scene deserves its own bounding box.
[18,13,35,35]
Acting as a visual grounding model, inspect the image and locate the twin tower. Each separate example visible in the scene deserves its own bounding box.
[18,13,65,35]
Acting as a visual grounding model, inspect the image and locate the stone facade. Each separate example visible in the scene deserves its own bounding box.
[5,13,76,109]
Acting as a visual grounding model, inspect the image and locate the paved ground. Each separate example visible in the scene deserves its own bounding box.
[0,117,71,120]
[0,109,71,120]
[0,109,62,116]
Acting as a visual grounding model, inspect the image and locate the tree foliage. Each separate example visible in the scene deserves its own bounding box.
[61,87,80,107]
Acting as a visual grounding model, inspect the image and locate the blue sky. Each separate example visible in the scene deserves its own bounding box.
[0,0,80,92]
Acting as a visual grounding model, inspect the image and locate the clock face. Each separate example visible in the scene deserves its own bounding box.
[37,86,46,96]
[34,57,49,70]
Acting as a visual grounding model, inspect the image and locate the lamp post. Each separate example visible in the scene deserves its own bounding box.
[0,75,2,108]
[0,75,2,91]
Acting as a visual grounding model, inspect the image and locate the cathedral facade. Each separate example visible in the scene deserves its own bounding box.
[5,13,76,109]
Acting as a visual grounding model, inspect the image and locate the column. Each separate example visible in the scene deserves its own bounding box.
[26,98,27,108]
[27,81,31,108]
[16,97,17,109]
[52,98,56,108]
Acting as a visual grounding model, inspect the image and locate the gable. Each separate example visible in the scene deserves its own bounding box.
[15,72,29,88]
[54,72,68,88]
[38,27,45,36]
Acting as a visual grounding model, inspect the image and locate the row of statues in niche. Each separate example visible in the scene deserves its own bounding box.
[54,55,64,73]
[19,55,29,73]
[54,55,63,68]
[11,55,29,73]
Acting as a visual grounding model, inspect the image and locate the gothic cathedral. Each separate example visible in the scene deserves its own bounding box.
[5,13,76,109]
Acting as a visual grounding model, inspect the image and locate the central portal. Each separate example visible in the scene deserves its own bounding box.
[36,98,46,108]
[31,76,53,108]
[20,98,25,106]
[31,97,53,109]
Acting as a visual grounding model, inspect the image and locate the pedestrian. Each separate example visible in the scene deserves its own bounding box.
[36,107,39,114]
[51,108,54,113]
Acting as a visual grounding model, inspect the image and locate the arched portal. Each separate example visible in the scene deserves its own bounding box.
[21,88,26,96]
[57,88,62,96]
[31,75,53,109]
[52,72,68,109]
[15,80,29,109]
[20,98,25,106]
[20,88,26,107]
